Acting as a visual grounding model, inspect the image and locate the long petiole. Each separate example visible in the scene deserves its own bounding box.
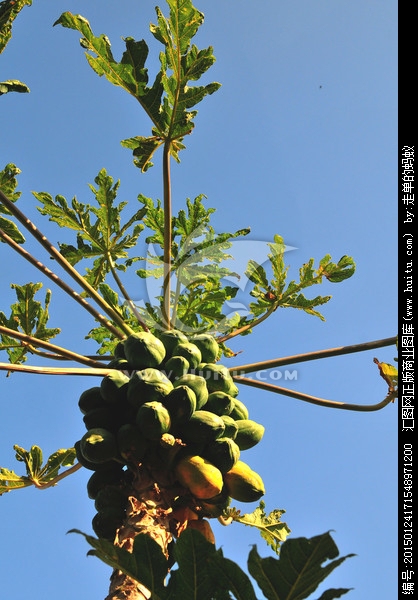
[106,253,149,332]
[0,189,134,336]
[32,463,82,490]
[170,268,183,328]
[162,142,172,330]
[218,304,277,343]
[0,325,105,368]
[0,227,125,340]
[233,375,396,412]
[0,362,113,376]
[228,336,397,376]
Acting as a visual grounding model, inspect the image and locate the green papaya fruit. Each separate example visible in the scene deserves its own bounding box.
[136,401,171,440]
[83,407,117,432]
[224,379,239,398]
[205,391,234,416]
[220,415,239,440]
[74,440,117,472]
[229,397,249,420]
[191,334,219,363]
[106,357,131,371]
[123,332,166,369]
[80,428,118,464]
[178,410,225,445]
[173,374,208,410]
[201,488,231,517]
[157,329,188,356]
[100,371,130,405]
[116,423,148,462]
[175,454,223,499]
[78,387,104,415]
[86,465,125,499]
[114,341,126,359]
[163,385,196,426]
[172,342,202,369]
[197,363,235,394]
[202,437,240,473]
[223,460,265,502]
[128,368,173,409]
[94,485,128,513]
[92,507,126,541]
[234,420,265,450]
[164,355,190,380]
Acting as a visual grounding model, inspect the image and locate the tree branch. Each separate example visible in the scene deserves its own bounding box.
[233,375,396,412]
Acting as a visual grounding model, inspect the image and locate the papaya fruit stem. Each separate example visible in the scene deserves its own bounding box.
[229,336,397,375]
[233,375,396,412]
[106,252,150,332]
[0,189,133,337]
[0,226,125,340]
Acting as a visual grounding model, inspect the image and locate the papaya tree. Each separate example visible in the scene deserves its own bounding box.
[0,1,397,599]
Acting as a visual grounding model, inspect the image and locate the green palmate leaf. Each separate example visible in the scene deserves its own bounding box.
[0,0,32,55]
[34,169,146,289]
[0,445,76,494]
[207,553,258,600]
[246,260,269,289]
[121,136,165,172]
[316,589,355,600]
[0,467,32,494]
[149,1,221,153]
[247,532,354,600]
[70,530,168,600]
[0,79,30,95]
[54,12,165,171]
[230,501,291,555]
[0,282,60,364]
[0,214,25,243]
[53,13,164,123]
[129,195,248,336]
[0,163,22,203]
[170,528,218,600]
[0,163,26,241]
[244,235,355,326]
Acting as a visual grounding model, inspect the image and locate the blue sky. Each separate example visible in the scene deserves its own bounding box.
[0,1,397,599]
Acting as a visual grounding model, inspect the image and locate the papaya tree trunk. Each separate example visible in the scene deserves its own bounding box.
[105,451,188,600]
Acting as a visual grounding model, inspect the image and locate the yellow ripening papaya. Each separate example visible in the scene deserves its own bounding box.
[223,460,265,503]
[186,518,216,544]
[175,455,223,500]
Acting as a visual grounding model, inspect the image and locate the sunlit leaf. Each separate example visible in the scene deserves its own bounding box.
[248,531,354,600]
[229,501,291,555]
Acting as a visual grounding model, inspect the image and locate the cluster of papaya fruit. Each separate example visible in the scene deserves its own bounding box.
[75,330,265,542]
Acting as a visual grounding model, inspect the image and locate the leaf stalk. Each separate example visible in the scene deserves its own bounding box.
[0,189,133,337]
[0,226,125,340]
[229,336,397,375]
[233,375,396,412]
